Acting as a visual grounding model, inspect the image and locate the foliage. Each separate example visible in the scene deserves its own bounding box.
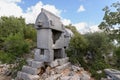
[98,1,120,70]
[98,1,120,41]
[0,16,37,78]
[24,24,37,49]
[90,69,106,80]
[24,24,37,42]
[0,16,25,38]
[66,29,114,79]
[11,58,27,78]
[0,50,15,63]
[65,24,79,34]
[66,25,88,65]
[0,16,36,64]
[84,32,114,58]
[114,47,120,69]
[4,33,30,57]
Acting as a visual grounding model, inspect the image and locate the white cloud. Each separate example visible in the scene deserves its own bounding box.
[23,1,61,23]
[0,0,21,3]
[77,5,85,12]
[0,0,100,34]
[62,18,71,25]
[43,5,61,16]
[0,0,23,17]
[89,25,100,33]
[73,22,89,34]
[0,0,61,23]
[73,22,100,34]
[23,1,43,23]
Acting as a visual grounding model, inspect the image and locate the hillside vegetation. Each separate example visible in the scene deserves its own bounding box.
[0,2,120,79]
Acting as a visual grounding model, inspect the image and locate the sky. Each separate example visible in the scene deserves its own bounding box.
[0,0,119,34]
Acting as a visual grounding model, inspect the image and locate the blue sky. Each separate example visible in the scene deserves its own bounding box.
[17,0,118,24]
[0,0,119,33]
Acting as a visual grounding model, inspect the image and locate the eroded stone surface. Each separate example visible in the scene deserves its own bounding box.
[58,57,69,66]
[55,62,71,74]
[49,59,59,68]
[16,71,39,80]
[31,61,44,68]
[22,66,39,75]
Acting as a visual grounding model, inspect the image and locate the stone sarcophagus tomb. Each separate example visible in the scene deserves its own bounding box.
[15,9,72,80]
[15,8,73,80]
[34,8,72,62]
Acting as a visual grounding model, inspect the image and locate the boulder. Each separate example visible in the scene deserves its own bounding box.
[22,66,39,75]
[58,57,69,66]
[31,61,44,68]
[26,59,33,66]
[49,59,59,68]
[16,71,39,80]
[55,62,71,73]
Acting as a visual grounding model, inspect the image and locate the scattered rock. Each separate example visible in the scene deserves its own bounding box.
[71,65,82,72]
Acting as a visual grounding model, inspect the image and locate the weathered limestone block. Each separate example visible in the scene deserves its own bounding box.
[58,57,69,66]
[31,61,44,68]
[49,59,59,68]
[22,66,39,75]
[34,49,43,61]
[34,55,45,62]
[55,62,71,73]
[34,49,51,62]
[16,71,39,80]
[26,59,33,66]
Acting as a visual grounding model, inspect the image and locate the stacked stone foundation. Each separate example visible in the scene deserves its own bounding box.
[15,49,70,80]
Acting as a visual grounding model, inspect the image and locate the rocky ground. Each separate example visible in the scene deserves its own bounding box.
[0,62,93,80]
[0,64,12,80]
[38,65,93,80]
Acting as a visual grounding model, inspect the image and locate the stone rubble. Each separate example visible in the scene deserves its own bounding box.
[39,64,91,80]
[14,56,91,80]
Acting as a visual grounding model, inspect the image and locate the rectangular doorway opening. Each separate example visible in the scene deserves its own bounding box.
[54,49,62,60]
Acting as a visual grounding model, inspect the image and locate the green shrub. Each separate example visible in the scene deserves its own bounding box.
[115,47,120,69]
[4,33,30,57]
[90,69,106,80]
[0,50,15,63]
[0,33,30,64]
[92,60,110,70]
[11,58,27,78]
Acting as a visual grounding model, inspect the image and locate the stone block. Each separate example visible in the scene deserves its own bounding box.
[49,59,59,68]
[34,49,42,61]
[31,61,44,68]
[55,62,71,73]
[26,59,33,66]
[58,57,69,66]
[22,66,39,75]
[16,71,39,80]
[34,55,45,62]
